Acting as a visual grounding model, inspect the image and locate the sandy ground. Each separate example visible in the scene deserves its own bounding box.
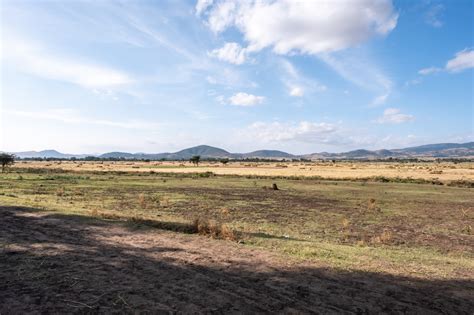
[13,160,474,182]
[1,206,473,313]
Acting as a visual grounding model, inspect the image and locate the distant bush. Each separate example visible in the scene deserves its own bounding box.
[447,180,474,188]
[0,153,15,172]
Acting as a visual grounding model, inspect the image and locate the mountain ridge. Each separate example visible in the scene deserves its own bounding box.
[7,142,474,160]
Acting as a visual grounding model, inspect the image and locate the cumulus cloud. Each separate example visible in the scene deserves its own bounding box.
[376,108,414,124]
[203,0,398,55]
[228,92,265,106]
[195,0,213,16]
[446,48,474,73]
[209,42,247,65]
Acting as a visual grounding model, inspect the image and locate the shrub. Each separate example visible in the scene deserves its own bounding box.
[0,153,15,172]
[192,218,237,241]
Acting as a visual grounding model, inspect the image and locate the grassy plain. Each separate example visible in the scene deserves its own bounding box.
[13,159,474,182]
[2,161,473,280]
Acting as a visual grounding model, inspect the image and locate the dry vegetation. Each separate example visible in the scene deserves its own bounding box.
[1,162,473,312]
[13,159,474,183]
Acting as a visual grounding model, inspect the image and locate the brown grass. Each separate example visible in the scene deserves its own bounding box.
[193,218,238,241]
[367,198,380,212]
[371,229,393,245]
[14,160,474,183]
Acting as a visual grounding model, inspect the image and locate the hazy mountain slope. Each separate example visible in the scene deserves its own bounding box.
[13,150,81,159]
[241,150,295,159]
[10,142,474,160]
[170,145,232,159]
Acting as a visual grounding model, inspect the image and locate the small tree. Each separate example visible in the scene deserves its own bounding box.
[220,158,229,165]
[190,155,201,166]
[0,153,15,172]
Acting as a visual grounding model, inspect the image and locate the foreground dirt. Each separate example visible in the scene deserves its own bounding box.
[1,206,473,314]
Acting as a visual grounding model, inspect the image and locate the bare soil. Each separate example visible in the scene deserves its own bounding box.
[1,206,473,313]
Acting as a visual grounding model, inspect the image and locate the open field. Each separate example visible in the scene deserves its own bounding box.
[1,165,473,312]
[13,160,474,182]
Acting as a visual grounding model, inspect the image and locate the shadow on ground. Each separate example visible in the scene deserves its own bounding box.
[1,206,472,313]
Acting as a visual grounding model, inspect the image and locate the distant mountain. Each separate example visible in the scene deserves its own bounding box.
[304,142,474,159]
[12,150,87,159]
[241,150,295,159]
[171,145,232,159]
[10,142,474,160]
[100,152,137,159]
[392,142,474,157]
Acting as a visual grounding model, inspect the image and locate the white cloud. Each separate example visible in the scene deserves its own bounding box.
[207,1,237,33]
[280,59,327,97]
[209,42,247,65]
[418,67,442,75]
[419,48,474,75]
[201,1,395,100]
[206,76,218,84]
[239,121,341,144]
[424,4,444,28]
[370,93,389,107]
[215,95,226,105]
[376,108,414,124]
[405,78,422,87]
[203,0,398,54]
[228,92,265,106]
[289,86,304,97]
[319,52,392,98]
[8,109,161,130]
[195,0,213,16]
[4,38,133,89]
[446,49,474,73]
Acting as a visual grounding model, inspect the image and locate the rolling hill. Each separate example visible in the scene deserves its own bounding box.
[8,142,474,160]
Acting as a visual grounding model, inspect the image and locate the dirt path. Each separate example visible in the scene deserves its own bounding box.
[1,206,472,314]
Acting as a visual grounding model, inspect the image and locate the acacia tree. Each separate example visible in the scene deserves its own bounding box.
[190,155,200,166]
[220,158,229,165]
[0,153,15,172]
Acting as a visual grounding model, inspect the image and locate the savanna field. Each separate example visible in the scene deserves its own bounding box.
[1,161,473,313]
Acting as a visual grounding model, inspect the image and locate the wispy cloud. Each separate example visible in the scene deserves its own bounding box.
[3,38,133,89]
[418,66,442,75]
[446,48,474,72]
[419,48,474,75]
[238,121,342,144]
[8,109,161,131]
[320,52,393,102]
[279,59,327,97]
[376,108,415,124]
[201,0,396,100]
[424,4,444,28]
[370,93,389,107]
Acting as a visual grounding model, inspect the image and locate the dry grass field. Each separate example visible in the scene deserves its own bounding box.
[13,159,474,182]
[1,161,473,312]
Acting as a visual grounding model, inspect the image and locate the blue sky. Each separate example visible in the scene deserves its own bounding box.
[1,0,472,154]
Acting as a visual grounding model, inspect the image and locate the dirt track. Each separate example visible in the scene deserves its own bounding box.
[1,206,473,314]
